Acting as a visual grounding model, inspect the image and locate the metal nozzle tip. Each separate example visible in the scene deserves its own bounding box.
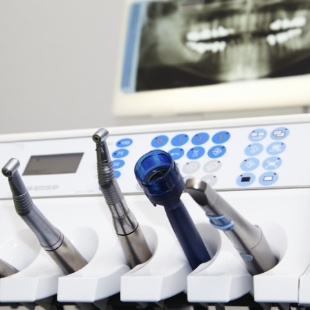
[2,158,20,177]
[185,178,209,206]
[92,128,109,143]
[185,178,207,191]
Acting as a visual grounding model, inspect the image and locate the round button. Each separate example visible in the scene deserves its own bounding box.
[203,160,222,173]
[212,131,230,144]
[259,172,279,186]
[202,175,217,186]
[171,134,189,146]
[270,127,289,140]
[116,138,133,147]
[168,148,184,160]
[113,170,121,179]
[267,142,286,155]
[240,158,259,171]
[182,161,200,174]
[236,173,255,187]
[244,143,263,156]
[262,157,282,170]
[208,146,226,158]
[249,128,267,142]
[112,159,125,169]
[112,149,129,158]
[191,132,209,145]
[151,135,169,148]
[187,147,205,160]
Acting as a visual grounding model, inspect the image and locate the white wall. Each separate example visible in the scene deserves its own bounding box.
[0,0,306,135]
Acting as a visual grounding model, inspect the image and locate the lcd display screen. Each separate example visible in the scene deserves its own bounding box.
[23,153,84,175]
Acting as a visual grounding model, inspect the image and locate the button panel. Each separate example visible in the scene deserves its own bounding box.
[0,121,308,199]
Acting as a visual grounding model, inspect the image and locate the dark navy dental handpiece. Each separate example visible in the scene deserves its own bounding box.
[2,158,88,275]
[134,150,211,270]
[185,179,278,275]
[0,258,18,278]
[93,128,152,268]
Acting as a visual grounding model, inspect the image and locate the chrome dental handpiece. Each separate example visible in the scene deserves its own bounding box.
[134,150,211,270]
[185,179,278,275]
[92,128,152,268]
[0,258,18,278]
[2,158,88,275]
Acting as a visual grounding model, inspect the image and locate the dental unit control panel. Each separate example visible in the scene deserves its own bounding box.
[0,115,308,199]
[1,114,310,307]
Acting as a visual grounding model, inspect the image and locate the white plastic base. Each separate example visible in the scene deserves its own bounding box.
[0,188,309,304]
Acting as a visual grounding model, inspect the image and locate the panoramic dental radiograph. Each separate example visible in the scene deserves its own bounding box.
[135,0,310,90]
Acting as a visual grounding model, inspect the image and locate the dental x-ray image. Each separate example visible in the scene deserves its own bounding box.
[122,0,310,92]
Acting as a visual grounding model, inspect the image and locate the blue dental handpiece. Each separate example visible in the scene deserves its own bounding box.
[134,150,211,270]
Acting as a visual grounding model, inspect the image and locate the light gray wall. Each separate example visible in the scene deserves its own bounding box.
[0,0,306,135]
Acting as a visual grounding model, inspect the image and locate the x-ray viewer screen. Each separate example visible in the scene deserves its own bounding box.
[121,0,310,93]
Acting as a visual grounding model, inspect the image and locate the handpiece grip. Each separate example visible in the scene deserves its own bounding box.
[164,200,211,269]
[185,178,278,275]
[93,128,152,268]
[2,158,88,275]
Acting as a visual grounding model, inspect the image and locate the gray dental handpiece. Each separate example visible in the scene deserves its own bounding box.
[2,158,88,275]
[92,128,152,268]
[0,258,18,278]
[185,179,278,275]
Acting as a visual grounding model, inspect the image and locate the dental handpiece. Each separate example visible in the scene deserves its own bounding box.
[0,258,18,278]
[2,158,88,275]
[92,128,152,268]
[134,150,211,270]
[185,179,278,275]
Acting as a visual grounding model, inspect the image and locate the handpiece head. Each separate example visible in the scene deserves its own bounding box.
[134,150,184,207]
[92,128,109,144]
[2,158,28,197]
[185,178,209,206]
[185,178,218,209]
[2,158,20,178]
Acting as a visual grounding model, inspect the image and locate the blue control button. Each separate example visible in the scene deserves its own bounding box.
[187,147,205,160]
[168,148,184,160]
[171,134,189,146]
[271,127,289,140]
[151,135,169,148]
[259,172,279,186]
[236,173,255,187]
[262,157,282,170]
[116,138,133,147]
[240,158,259,171]
[112,149,129,158]
[191,132,209,145]
[249,128,267,142]
[208,146,226,158]
[212,131,230,144]
[114,170,121,179]
[244,143,263,156]
[267,142,286,155]
[112,159,125,169]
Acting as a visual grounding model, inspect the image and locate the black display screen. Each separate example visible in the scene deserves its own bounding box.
[23,153,84,175]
